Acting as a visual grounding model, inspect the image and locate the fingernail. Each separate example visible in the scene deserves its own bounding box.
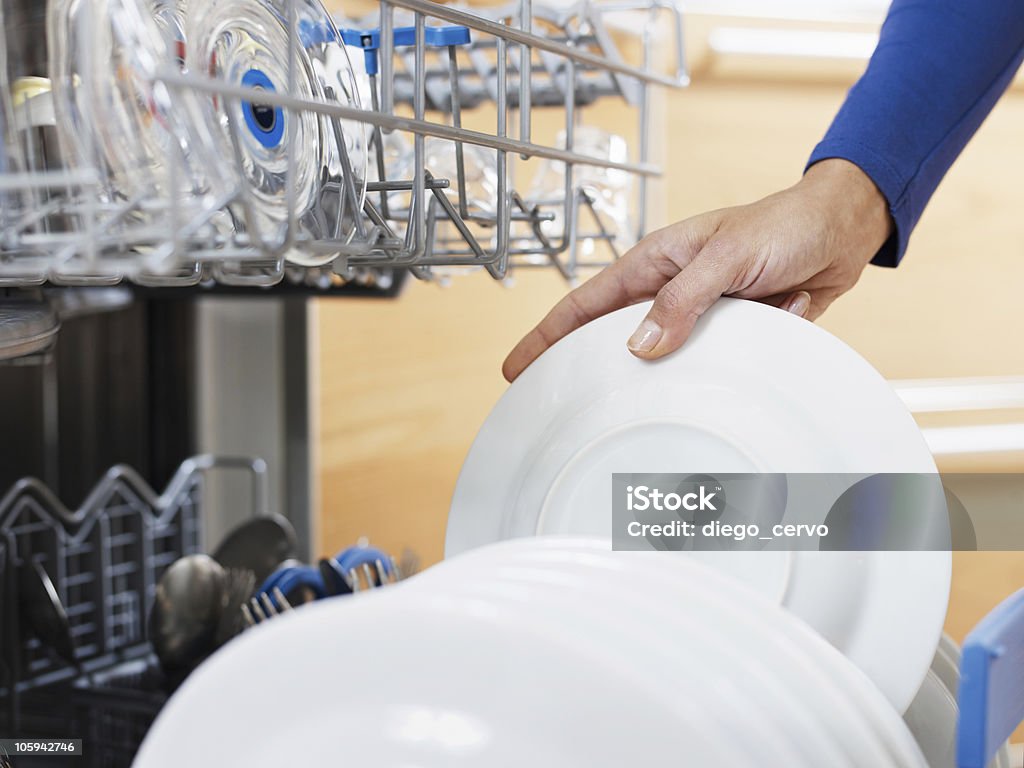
[786,292,811,318]
[627,318,663,354]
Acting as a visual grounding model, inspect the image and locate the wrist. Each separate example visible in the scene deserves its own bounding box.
[801,158,893,263]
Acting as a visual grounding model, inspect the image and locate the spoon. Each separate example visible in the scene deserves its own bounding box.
[149,554,227,676]
[211,515,297,585]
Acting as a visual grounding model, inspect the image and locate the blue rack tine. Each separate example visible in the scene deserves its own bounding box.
[958,587,1024,768]
[340,25,472,76]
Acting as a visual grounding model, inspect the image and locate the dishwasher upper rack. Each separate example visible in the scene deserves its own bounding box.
[0,0,687,288]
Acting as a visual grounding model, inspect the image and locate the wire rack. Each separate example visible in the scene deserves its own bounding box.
[0,455,267,767]
[0,0,688,288]
[0,455,266,706]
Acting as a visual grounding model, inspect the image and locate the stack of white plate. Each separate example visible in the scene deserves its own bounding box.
[135,536,929,768]
[906,634,1011,768]
[138,298,963,766]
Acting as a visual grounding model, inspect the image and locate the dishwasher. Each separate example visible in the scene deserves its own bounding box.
[0,0,687,762]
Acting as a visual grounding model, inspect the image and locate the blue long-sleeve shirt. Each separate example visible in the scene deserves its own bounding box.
[807,0,1024,266]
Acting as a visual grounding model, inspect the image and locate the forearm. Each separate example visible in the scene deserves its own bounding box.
[807,0,1024,266]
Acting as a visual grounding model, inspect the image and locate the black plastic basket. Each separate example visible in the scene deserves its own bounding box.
[13,653,166,768]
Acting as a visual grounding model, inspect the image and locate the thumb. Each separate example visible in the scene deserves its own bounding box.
[779,291,812,318]
[626,255,735,359]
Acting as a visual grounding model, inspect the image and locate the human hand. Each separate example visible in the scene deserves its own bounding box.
[502,159,893,382]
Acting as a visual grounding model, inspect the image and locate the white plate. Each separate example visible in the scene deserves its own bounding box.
[417,537,925,768]
[413,542,833,766]
[931,632,961,696]
[903,670,958,768]
[447,298,950,713]
[414,545,851,766]
[412,555,795,765]
[136,586,742,768]
[917,637,1010,768]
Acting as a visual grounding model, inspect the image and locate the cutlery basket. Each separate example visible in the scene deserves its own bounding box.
[0,454,267,767]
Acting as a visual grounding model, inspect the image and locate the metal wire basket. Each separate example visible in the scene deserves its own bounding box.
[0,0,687,288]
[0,455,267,767]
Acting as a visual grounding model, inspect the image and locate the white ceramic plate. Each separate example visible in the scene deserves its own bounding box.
[931,632,961,697]
[414,549,845,766]
[903,670,958,768]
[413,542,832,766]
[916,636,1010,768]
[136,585,742,768]
[412,554,795,765]
[447,298,950,713]
[417,537,925,768]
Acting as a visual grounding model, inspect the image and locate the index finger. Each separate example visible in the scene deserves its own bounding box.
[501,257,634,382]
[502,214,721,381]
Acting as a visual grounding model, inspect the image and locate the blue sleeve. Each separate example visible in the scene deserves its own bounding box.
[807,0,1024,266]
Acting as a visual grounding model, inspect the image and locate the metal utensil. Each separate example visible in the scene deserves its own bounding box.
[18,557,75,664]
[244,545,401,628]
[245,563,325,624]
[211,515,298,585]
[214,567,257,647]
[149,554,227,675]
[242,586,294,627]
[320,545,399,595]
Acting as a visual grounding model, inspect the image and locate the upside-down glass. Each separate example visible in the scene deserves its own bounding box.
[186,0,368,267]
[0,9,20,228]
[524,125,634,260]
[48,0,232,233]
[378,133,498,273]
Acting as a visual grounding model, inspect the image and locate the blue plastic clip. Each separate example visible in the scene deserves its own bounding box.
[340,25,471,76]
[958,588,1024,767]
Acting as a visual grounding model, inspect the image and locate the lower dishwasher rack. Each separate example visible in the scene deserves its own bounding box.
[0,455,267,767]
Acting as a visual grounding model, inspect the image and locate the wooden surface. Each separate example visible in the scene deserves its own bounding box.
[316,270,570,566]
[315,12,1024,664]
